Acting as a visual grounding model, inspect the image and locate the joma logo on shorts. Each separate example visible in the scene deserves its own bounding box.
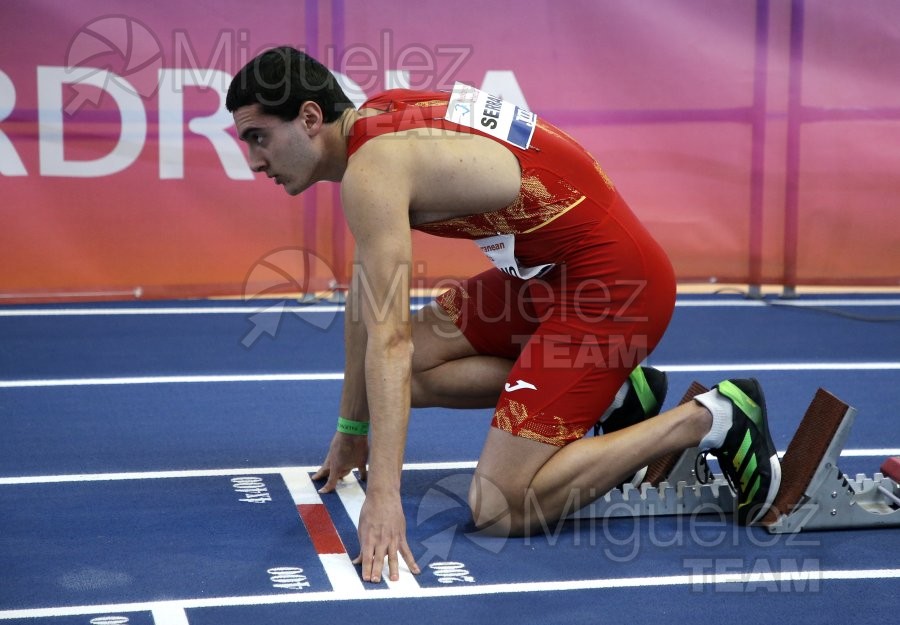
[504,380,537,392]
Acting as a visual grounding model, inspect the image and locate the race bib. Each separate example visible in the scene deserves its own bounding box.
[445,82,537,150]
[475,233,554,280]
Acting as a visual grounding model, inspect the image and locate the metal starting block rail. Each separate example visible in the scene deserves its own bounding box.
[571,383,900,533]
[568,470,735,520]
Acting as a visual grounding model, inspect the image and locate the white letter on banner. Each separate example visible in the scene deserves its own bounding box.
[332,72,368,109]
[38,67,146,177]
[158,68,252,180]
[479,71,529,110]
[0,70,27,176]
[384,70,410,90]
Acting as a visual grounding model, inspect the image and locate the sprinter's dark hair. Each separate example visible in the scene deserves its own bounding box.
[226,46,353,122]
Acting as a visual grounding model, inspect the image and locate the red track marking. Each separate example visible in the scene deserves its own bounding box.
[297,504,346,554]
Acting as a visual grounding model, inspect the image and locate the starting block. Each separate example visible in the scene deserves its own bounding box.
[762,388,900,533]
[571,383,900,533]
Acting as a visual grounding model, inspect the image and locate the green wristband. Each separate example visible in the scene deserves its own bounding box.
[337,417,369,436]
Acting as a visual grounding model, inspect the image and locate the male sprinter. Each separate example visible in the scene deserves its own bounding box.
[226,47,781,583]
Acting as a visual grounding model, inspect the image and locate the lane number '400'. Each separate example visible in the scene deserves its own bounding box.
[429,561,475,584]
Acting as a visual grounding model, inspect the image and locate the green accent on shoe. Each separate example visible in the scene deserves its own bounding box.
[734,430,753,468]
[717,380,763,428]
[740,475,761,509]
[740,454,759,492]
[629,367,657,416]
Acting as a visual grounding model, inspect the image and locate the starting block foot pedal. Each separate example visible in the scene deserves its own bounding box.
[763,389,900,533]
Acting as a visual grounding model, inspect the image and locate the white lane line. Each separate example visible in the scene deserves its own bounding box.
[659,363,900,372]
[334,478,365,525]
[1,567,898,619]
[0,373,344,388]
[281,467,325,505]
[841,449,900,457]
[152,606,190,625]
[0,452,893,487]
[0,298,897,317]
[334,476,421,591]
[0,467,303,485]
[0,306,346,316]
[319,553,367,593]
[280,468,365,593]
[1,362,898,389]
[675,299,900,307]
[404,461,479,471]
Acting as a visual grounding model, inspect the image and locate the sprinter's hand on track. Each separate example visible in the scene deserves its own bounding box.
[353,490,419,582]
[313,432,369,492]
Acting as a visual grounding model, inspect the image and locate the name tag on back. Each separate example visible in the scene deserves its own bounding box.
[474,233,554,280]
[445,82,537,150]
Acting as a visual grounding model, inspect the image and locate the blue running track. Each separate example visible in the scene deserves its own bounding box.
[1,294,899,624]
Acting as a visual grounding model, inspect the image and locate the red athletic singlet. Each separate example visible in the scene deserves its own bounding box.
[348,89,676,446]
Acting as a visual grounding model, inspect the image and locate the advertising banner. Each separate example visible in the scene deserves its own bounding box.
[1,0,898,302]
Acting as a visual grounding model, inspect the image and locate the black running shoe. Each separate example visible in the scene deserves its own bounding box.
[705,379,782,525]
[597,366,668,436]
[596,366,668,487]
